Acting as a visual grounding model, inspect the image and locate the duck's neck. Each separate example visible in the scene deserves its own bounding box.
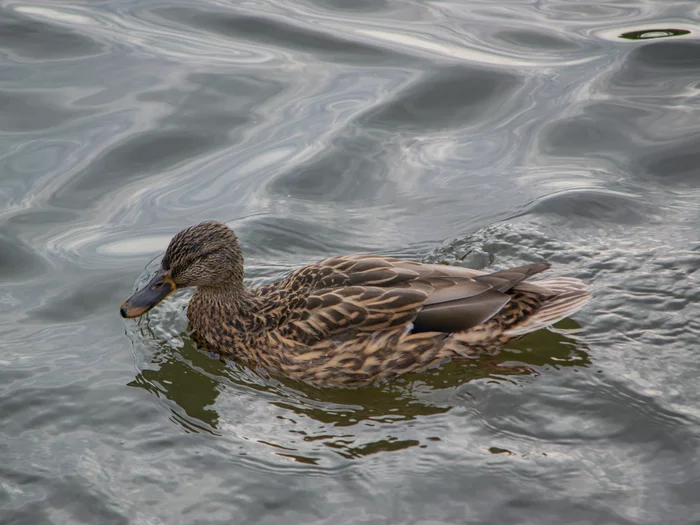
[187,283,263,346]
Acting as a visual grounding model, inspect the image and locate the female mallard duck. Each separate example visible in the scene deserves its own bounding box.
[121,221,590,387]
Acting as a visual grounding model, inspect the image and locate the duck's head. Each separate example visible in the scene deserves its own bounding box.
[120,220,243,318]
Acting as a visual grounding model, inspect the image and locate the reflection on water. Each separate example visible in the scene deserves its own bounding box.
[619,29,691,40]
[128,344,225,434]
[129,304,589,463]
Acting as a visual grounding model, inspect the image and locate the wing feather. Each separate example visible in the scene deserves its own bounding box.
[412,290,511,333]
[279,256,556,342]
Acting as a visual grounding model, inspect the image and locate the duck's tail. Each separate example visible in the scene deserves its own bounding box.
[504,277,591,336]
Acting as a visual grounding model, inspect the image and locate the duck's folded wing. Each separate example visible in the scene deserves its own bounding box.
[289,257,552,340]
[399,262,552,333]
[292,279,508,343]
[408,277,511,333]
[293,286,428,343]
[312,255,549,291]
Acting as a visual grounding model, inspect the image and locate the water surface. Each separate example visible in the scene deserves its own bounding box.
[1,0,699,524]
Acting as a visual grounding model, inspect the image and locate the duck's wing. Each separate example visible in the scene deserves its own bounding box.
[286,256,551,342]
[400,262,551,333]
[291,255,548,289]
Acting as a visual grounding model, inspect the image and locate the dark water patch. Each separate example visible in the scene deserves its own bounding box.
[634,135,700,187]
[28,273,133,323]
[526,189,653,226]
[0,232,48,281]
[305,0,391,13]
[619,29,691,41]
[51,131,218,208]
[0,91,92,133]
[0,9,104,61]
[612,41,700,93]
[541,114,625,160]
[495,29,583,51]
[266,131,395,203]
[0,369,34,395]
[538,102,649,162]
[360,67,523,132]
[4,209,78,229]
[151,7,407,65]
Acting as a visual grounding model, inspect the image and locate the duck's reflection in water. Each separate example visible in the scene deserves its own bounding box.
[128,318,589,461]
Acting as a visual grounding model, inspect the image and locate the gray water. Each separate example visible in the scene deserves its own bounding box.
[1,1,699,524]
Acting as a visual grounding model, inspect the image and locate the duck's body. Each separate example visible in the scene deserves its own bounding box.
[121,221,590,388]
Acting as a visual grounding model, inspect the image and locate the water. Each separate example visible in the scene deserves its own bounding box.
[1,0,699,523]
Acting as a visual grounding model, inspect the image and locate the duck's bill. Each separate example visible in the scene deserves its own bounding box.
[120,271,176,318]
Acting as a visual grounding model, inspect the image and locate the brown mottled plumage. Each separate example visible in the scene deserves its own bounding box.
[121,221,591,388]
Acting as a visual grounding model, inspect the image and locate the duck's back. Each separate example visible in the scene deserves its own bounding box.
[254,255,588,342]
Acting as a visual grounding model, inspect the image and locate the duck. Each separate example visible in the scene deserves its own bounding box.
[120,220,590,388]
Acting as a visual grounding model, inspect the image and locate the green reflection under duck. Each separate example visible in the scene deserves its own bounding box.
[128,320,591,443]
[121,220,590,388]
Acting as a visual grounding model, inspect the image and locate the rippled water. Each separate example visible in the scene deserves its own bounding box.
[1,0,699,523]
